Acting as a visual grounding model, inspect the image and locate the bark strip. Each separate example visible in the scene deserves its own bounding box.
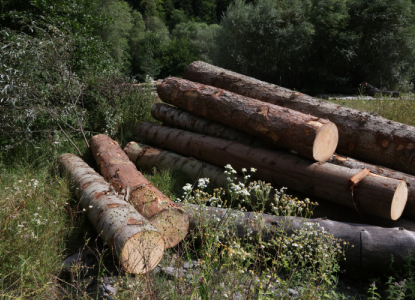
[135,123,407,220]
[58,153,164,274]
[157,77,338,162]
[90,134,189,249]
[329,154,415,220]
[184,61,415,175]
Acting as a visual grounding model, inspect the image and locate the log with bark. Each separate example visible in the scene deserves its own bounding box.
[184,61,415,175]
[58,153,164,274]
[89,134,189,249]
[135,123,408,220]
[124,141,245,191]
[157,77,339,163]
[183,203,415,270]
[329,154,415,220]
[151,103,269,149]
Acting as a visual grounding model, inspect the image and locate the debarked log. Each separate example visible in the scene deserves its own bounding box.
[135,123,408,221]
[184,61,415,175]
[329,154,415,220]
[58,153,164,274]
[151,103,269,149]
[157,77,338,163]
[90,134,189,249]
[183,203,415,270]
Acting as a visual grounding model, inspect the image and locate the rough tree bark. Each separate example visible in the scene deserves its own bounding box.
[124,141,244,191]
[183,203,415,271]
[157,77,339,163]
[184,61,415,175]
[135,123,408,220]
[329,154,415,220]
[58,153,164,274]
[151,103,269,149]
[89,134,189,249]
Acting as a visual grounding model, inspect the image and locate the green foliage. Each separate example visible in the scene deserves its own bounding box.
[215,0,415,91]
[216,0,314,84]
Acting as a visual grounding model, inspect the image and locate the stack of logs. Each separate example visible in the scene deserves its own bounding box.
[59,61,415,274]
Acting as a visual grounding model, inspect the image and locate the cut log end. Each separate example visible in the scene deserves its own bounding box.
[313,123,339,162]
[391,181,409,220]
[120,230,165,274]
[150,209,190,249]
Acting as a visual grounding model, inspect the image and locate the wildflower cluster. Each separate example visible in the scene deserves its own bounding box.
[271,191,318,217]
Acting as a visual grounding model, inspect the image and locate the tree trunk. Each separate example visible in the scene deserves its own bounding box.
[183,203,415,271]
[184,61,415,175]
[157,77,339,163]
[89,134,189,249]
[329,154,415,220]
[58,153,164,274]
[135,123,408,220]
[151,103,269,149]
[124,141,245,191]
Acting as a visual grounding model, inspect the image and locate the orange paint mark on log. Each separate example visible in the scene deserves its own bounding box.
[408,143,414,150]
[382,140,389,148]
[397,145,404,151]
[184,90,200,100]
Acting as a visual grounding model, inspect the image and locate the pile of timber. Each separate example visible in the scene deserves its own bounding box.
[58,61,415,273]
[129,61,415,269]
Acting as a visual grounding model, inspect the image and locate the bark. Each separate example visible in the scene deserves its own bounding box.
[124,141,415,231]
[124,141,245,191]
[58,153,164,274]
[135,123,408,220]
[157,77,339,163]
[184,61,415,175]
[151,103,269,149]
[329,154,415,220]
[183,203,415,271]
[89,134,189,249]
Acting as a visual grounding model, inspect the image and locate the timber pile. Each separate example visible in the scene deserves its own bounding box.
[126,61,415,268]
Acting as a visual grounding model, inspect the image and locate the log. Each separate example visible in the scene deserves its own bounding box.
[124,141,415,231]
[329,154,415,220]
[58,153,164,274]
[151,103,269,149]
[89,134,189,249]
[184,61,415,175]
[183,203,415,271]
[157,77,339,163]
[135,123,408,220]
[124,141,245,192]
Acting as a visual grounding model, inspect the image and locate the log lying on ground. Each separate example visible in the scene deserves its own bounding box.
[157,77,338,163]
[90,134,189,249]
[124,141,245,191]
[135,123,408,220]
[125,141,415,231]
[183,203,415,270]
[151,103,269,149]
[58,153,164,274]
[329,154,415,220]
[184,61,415,175]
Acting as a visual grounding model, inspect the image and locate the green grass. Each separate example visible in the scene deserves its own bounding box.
[2,93,415,299]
